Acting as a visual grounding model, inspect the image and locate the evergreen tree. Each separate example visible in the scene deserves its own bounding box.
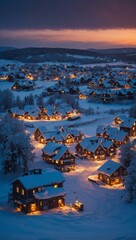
[0,115,34,174]
[36,94,44,107]
[124,158,136,202]
[119,140,136,167]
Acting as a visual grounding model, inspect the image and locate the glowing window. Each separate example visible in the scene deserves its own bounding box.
[16,187,19,193]
[22,189,24,195]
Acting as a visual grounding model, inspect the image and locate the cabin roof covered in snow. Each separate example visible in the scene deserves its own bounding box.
[52,145,68,160]
[120,118,136,128]
[13,169,65,189]
[42,142,62,155]
[97,160,122,176]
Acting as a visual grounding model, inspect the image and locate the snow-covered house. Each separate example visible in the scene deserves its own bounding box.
[86,142,106,160]
[38,131,56,144]
[113,130,129,146]
[96,125,107,138]
[120,118,136,137]
[101,139,117,157]
[33,126,48,141]
[11,79,34,91]
[42,142,75,172]
[9,168,66,213]
[76,138,106,160]
[97,160,127,185]
[24,105,41,120]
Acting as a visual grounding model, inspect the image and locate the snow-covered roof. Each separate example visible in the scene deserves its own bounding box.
[97,160,122,176]
[41,131,57,141]
[96,125,105,134]
[120,118,136,128]
[8,107,19,114]
[35,126,48,133]
[79,137,92,149]
[52,145,67,160]
[34,186,66,200]
[115,130,128,141]
[102,140,113,148]
[42,142,62,155]
[24,105,40,113]
[87,142,101,152]
[15,168,65,189]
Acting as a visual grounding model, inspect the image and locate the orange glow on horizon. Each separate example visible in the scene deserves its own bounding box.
[1,28,136,48]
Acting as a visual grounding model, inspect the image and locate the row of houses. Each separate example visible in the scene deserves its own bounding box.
[34,126,83,145]
[8,104,80,121]
[79,88,135,103]
[11,79,35,91]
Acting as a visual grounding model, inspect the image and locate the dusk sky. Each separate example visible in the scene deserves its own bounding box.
[0,0,136,49]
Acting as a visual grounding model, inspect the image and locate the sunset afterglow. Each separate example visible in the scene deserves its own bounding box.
[1,28,136,49]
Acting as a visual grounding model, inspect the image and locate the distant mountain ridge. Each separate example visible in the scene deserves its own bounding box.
[0,47,16,53]
[87,48,136,54]
[0,47,136,63]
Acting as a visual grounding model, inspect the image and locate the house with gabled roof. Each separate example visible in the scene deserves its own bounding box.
[76,138,106,160]
[113,130,129,146]
[24,105,41,120]
[33,126,48,141]
[11,79,34,91]
[96,125,107,138]
[120,118,136,137]
[101,139,117,157]
[38,131,57,144]
[61,132,75,145]
[9,168,66,213]
[86,142,106,160]
[42,142,75,172]
[75,137,92,157]
[97,159,127,185]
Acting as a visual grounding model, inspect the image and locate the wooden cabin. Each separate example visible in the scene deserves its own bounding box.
[11,80,34,91]
[75,138,92,157]
[113,131,129,146]
[120,118,136,137]
[33,126,48,141]
[8,168,66,213]
[86,143,106,160]
[101,140,117,157]
[76,138,106,160]
[97,160,127,185]
[42,142,75,172]
[96,125,107,138]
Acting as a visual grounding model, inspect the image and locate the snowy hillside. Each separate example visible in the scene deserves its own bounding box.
[0,61,136,240]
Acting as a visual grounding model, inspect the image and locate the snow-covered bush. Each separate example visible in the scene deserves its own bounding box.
[124,158,136,202]
[119,140,136,167]
[0,114,34,174]
[120,139,136,202]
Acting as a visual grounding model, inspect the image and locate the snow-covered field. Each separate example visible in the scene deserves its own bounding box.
[0,62,136,240]
[1,111,136,240]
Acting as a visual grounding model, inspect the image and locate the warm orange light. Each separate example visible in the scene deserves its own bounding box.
[1,28,136,48]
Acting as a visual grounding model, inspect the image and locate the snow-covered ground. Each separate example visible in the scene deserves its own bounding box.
[0,64,136,240]
[1,111,136,240]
